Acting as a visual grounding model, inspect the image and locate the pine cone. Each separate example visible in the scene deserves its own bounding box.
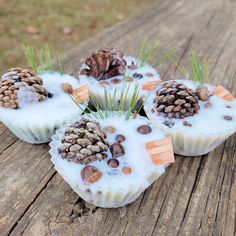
[59,119,109,164]
[0,68,51,109]
[80,48,127,81]
[154,81,200,119]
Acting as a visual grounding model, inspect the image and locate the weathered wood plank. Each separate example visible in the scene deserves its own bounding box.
[0,0,235,235]
[0,141,55,235]
[0,124,18,154]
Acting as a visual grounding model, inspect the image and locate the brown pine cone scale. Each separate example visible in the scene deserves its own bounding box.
[0,68,51,109]
[80,48,127,81]
[58,119,109,165]
[154,81,200,119]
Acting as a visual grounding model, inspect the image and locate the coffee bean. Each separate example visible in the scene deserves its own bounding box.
[137,125,152,134]
[122,166,132,174]
[204,102,212,108]
[81,166,102,184]
[223,115,232,120]
[110,143,125,157]
[115,134,126,143]
[163,120,175,128]
[133,73,143,79]
[123,76,133,82]
[107,158,119,168]
[183,121,192,127]
[111,78,121,84]
[128,62,138,70]
[99,81,110,86]
[145,73,153,77]
[61,82,73,94]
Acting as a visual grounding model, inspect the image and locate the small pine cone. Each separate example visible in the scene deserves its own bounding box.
[58,119,109,164]
[154,81,200,119]
[0,68,51,109]
[80,47,127,81]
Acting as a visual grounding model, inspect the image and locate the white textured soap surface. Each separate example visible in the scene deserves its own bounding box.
[0,72,84,126]
[50,114,166,195]
[79,56,160,97]
[145,79,236,136]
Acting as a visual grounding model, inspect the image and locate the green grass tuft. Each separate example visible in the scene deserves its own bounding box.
[189,50,211,85]
[22,45,38,74]
[172,49,211,85]
[69,81,147,121]
[136,37,178,67]
[22,45,65,74]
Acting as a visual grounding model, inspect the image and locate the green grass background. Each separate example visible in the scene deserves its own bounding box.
[0,0,154,74]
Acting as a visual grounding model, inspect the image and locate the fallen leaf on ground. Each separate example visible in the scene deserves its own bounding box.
[25,26,39,34]
[61,27,73,35]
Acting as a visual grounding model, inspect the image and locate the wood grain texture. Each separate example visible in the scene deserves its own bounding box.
[0,0,236,235]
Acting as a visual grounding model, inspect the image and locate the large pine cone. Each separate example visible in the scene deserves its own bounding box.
[80,48,127,81]
[59,119,109,164]
[154,81,200,119]
[0,68,51,109]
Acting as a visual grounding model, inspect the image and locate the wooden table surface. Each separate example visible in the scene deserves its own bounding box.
[1,0,236,235]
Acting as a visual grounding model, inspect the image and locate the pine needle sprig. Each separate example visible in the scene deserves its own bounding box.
[22,45,38,74]
[171,49,211,85]
[56,56,65,75]
[118,81,132,116]
[22,45,65,74]
[73,80,143,121]
[90,94,106,119]
[151,47,179,67]
[125,82,140,120]
[189,50,211,85]
[68,94,93,119]
[37,45,53,71]
[136,37,178,67]
[134,91,151,116]
[136,37,160,67]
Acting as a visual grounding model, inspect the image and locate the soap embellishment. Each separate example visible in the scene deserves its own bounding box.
[115,134,126,143]
[0,68,51,109]
[145,136,175,165]
[122,166,132,174]
[223,115,232,121]
[142,79,161,91]
[107,158,119,168]
[137,125,152,134]
[80,48,126,80]
[81,166,103,184]
[154,81,199,119]
[72,84,89,104]
[127,61,138,70]
[213,85,234,101]
[98,81,110,86]
[163,120,175,128]
[103,126,116,134]
[58,119,109,164]
[195,86,211,101]
[61,83,73,94]
[204,102,212,108]
[110,143,125,157]
[183,121,192,127]
[145,73,154,77]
